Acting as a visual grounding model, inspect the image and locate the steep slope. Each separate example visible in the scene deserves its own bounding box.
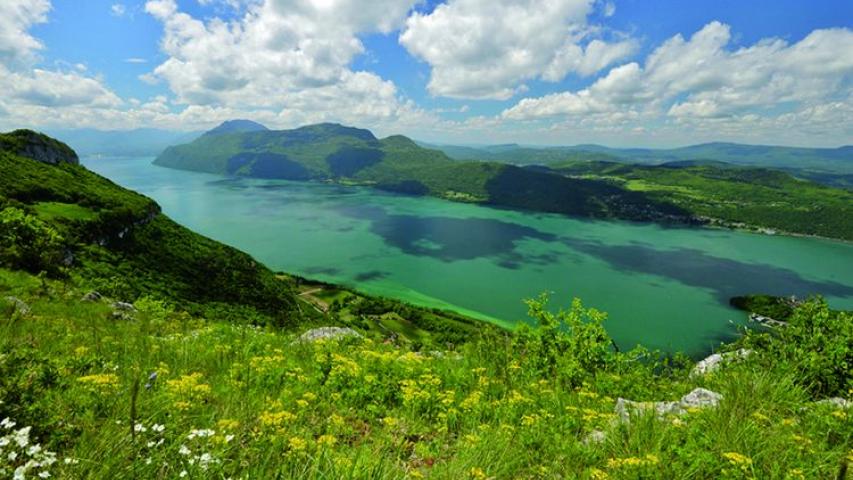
[0,129,298,325]
[155,122,689,223]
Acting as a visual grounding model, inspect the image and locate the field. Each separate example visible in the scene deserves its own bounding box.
[1,268,851,479]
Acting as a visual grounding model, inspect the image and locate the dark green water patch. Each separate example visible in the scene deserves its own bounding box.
[336,204,557,262]
[564,239,853,303]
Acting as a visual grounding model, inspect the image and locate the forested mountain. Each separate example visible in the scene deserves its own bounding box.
[155,122,688,223]
[425,141,853,189]
[155,121,853,240]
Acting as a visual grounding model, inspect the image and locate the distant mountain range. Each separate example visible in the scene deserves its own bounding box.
[421,141,853,189]
[153,120,853,240]
[47,128,201,157]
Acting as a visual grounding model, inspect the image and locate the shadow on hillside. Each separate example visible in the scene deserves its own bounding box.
[484,166,691,220]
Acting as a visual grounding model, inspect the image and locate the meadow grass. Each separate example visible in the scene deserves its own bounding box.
[0,269,850,479]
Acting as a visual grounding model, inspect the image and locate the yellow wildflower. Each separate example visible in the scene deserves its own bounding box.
[469,467,487,479]
[317,434,337,448]
[288,436,307,453]
[77,373,120,392]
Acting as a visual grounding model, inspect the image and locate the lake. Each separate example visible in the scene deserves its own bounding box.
[83,156,853,356]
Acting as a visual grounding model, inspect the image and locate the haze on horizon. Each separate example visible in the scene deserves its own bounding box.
[0,0,851,148]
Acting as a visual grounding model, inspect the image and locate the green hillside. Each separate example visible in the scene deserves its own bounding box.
[155,122,689,223]
[1,131,851,479]
[428,142,853,189]
[1,129,297,325]
[0,129,483,340]
[541,160,853,241]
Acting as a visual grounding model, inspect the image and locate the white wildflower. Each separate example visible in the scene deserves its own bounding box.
[178,445,191,456]
[13,427,31,448]
[1,418,16,429]
[151,424,165,433]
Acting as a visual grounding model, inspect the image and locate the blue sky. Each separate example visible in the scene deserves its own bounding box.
[1,0,851,147]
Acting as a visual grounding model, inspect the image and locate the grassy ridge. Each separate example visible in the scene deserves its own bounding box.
[0,130,297,324]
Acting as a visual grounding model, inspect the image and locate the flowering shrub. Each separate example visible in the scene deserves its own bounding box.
[0,417,57,480]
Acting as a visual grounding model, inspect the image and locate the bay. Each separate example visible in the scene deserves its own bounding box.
[83,156,853,356]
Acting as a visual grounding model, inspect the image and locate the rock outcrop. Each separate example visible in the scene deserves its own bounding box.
[615,388,723,423]
[691,349,752,376]
[296,327,362,343]
[1,130,79,165]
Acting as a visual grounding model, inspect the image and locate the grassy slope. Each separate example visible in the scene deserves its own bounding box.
[1,131,298,324]
[0,269,850,479]
[154,123,689,223]
[1,130,482,342]
[1,131,851,478]
[544,160,853,241]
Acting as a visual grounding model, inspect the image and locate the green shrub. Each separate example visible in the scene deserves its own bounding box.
[0,207,66,277]
[514,294,614,386]
[748,297,852,397]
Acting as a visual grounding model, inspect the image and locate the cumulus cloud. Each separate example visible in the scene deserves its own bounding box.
[0,0,51,65]
[144,0,420,105]
[399,0,636,99]
[502,21,853,128]
[0,0,126,127]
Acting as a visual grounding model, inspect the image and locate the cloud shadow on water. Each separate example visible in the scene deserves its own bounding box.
[335,204,558,264]
[353,270,389,282]
[563,239,853,303]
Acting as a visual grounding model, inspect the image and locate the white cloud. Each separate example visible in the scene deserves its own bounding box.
[0,1,129,130]
[110,4,126,17]
[399,0,636,100]
[0,0,50,65]
[124,57,147,64]
[3,68,122,108]
[131,0,446,134]
[503,22,853,129]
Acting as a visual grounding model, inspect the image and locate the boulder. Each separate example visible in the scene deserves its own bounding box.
[691,349,752,376]
[112,301,136,312]
[82,291,103,302]
[815,397,851,409]
[4,296,31,317]
[296,327,362,343]
[583,429,607,445]
[615,388,723,423]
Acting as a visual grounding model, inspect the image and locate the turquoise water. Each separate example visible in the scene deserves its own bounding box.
[83,157,853,356]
